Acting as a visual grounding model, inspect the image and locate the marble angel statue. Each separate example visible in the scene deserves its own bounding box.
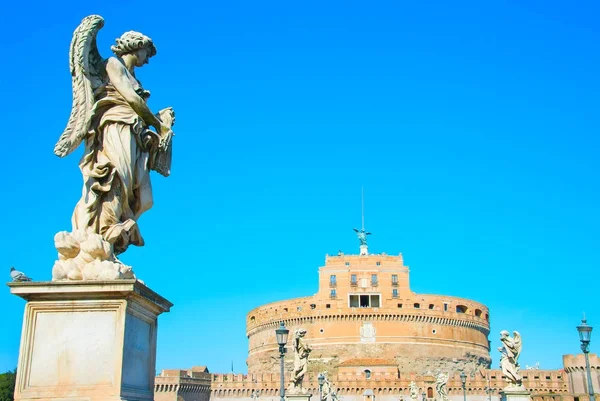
[498,330,523,387]
[320,371,340,401]
[409,381,420,401]
[288,328,312,394]
[52,15,175,281]
[435,372,450,401]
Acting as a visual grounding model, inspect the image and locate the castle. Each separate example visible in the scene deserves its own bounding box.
[154,239,599,401]
[246,250,490,375]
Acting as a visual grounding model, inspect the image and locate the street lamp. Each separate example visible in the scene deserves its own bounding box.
[485,375,495,401]
[460,371,467,401]
[276,322,290,401]
[318,373,325,401]
[577,317,595,401]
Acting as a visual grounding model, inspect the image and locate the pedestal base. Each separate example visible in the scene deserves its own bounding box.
[500,386,531,401]
[8,280,172,401]
[287,393,313,401]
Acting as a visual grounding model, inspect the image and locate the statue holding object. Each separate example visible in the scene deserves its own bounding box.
[52,15,176,281]
[498,330,523,388]
[288,328,311,394]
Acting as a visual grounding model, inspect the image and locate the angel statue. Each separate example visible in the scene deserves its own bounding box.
[319,371,340,401]
[52,15,176,281]
[353,228,371,246]
[288,328,312,394]
[498,330,523,387]
[435,372,450,401]
[409,381,420,401]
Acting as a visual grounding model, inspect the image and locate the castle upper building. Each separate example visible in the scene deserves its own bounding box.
[246,242,491,375]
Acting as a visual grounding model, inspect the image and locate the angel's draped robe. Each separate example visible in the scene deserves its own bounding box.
[72,81,153,255]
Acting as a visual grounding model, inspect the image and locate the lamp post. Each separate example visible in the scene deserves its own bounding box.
[577,317,595,401]
[422,391,426,401]
[485,375,495,401]
[318,373,325,401]
[460,371,467,401]
[276,322,290,401]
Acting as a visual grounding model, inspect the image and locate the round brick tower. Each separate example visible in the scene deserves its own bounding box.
[246,251,491,375]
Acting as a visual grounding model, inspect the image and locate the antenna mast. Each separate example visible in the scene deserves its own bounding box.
[361,186,365,231]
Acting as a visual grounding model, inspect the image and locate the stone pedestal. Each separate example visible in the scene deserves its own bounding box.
[500,386,531,401]
[287,393,312,401]
[8,280,172,401]
[359,245,368,255]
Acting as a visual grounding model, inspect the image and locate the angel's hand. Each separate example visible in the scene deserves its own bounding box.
[158,124,174,151]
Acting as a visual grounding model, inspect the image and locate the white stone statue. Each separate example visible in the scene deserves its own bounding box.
[51,15,175,281]
[320,371,340,401]
[498,330,523,387]
[435,373,449,401]
[409,381,420,401]
[288,328,311,394]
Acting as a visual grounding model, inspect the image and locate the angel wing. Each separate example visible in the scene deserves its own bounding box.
[513,331,522,361]
[54,15,106,157]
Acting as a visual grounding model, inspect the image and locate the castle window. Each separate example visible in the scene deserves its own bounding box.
[364,370,372,379]
[485,313,489,321]
[456,305,468,313]
[350,294,380,308]
[350,274,357,286]
[397,303,403,308]
[429,304,434,310]
[475,309,482,317]
[392,289,398,298]
[391,274,398,284]
[546,376,551,380]
[371,274,378,286]
[444,303,448,312]
[345,262,350,266]
[297,306,302,311]
[414,303,420,309]
[427,387,434,398]
[310,304,316,309]
[330,289,337,298]
[330,275,337,286]
[326,304,331,308]
[376,261,381,266]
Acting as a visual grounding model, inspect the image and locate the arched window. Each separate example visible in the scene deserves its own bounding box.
[427,387,434,398]
[364,369,372,379]
[456,305,468,313]
[475,309,482,317]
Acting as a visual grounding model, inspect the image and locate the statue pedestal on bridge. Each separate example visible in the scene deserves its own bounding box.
[8,280,172,401]
[500,386,531,401]
[287,393,313,401]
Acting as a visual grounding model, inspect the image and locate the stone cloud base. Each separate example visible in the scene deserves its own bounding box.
[8,280,172,401]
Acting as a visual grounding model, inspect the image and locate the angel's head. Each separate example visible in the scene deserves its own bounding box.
[500,330,509,338]
[111,31,157,67]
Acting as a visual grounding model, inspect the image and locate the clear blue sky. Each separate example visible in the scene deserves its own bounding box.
[1,0,599,374]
